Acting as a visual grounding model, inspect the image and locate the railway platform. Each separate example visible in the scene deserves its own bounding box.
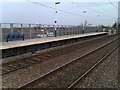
[0,32,107,58]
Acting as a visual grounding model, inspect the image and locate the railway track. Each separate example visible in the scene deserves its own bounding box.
[66,45,119,90]
[16,36,119,89]
[2,35,116,75]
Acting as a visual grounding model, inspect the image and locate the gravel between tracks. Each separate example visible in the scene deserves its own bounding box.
[18,39,118,88]
[2,35,118,88]
[72,46,119,88]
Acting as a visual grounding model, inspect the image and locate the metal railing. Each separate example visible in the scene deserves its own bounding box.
[0,23,103,42]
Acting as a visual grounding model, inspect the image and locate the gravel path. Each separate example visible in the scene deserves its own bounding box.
[72,46,119,88]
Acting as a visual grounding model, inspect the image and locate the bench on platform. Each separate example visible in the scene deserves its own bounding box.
[6,32,24,42]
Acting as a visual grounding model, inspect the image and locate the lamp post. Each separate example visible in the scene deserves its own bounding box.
[117,18,119,33]
[29,24,32,39]
[97,15,100,26]
[82,10,87,34]
[54,2,60,37]
[97,15,100,32]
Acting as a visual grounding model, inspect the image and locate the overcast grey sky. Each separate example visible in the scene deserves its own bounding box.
[1,0,119,26]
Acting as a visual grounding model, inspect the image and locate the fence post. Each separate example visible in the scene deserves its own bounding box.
[61,25,62,36]
[69,26,71,35]
[66,26,67,35]
[21,24,23,34]
[72,26,74,35]
[10,23,13,33]
[48,25,50,35]
[43,25,45,36]
[29,24,31,39]
[36,24,38,38]
[38,24,41,36]
[57,25,59,36]
[0,23,2,42]
[77,26,79,34]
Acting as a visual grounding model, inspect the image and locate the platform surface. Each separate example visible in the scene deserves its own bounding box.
[0,32,107,50]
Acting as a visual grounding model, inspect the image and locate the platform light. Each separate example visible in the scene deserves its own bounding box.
[55,2,60,4]
[82,10,87,34]
[97,15,100,32]
[54,2,60,37]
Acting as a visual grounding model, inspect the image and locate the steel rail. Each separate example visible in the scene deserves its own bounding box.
[16,37,119,89]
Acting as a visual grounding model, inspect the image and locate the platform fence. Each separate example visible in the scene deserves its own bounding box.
[0,23,103,42]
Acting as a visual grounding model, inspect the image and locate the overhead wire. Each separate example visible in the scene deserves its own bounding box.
[92,2,117,15]
[26,0,116,24]
[26,0,82,16]
[71,2,116,20]
[108,0,118,9]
